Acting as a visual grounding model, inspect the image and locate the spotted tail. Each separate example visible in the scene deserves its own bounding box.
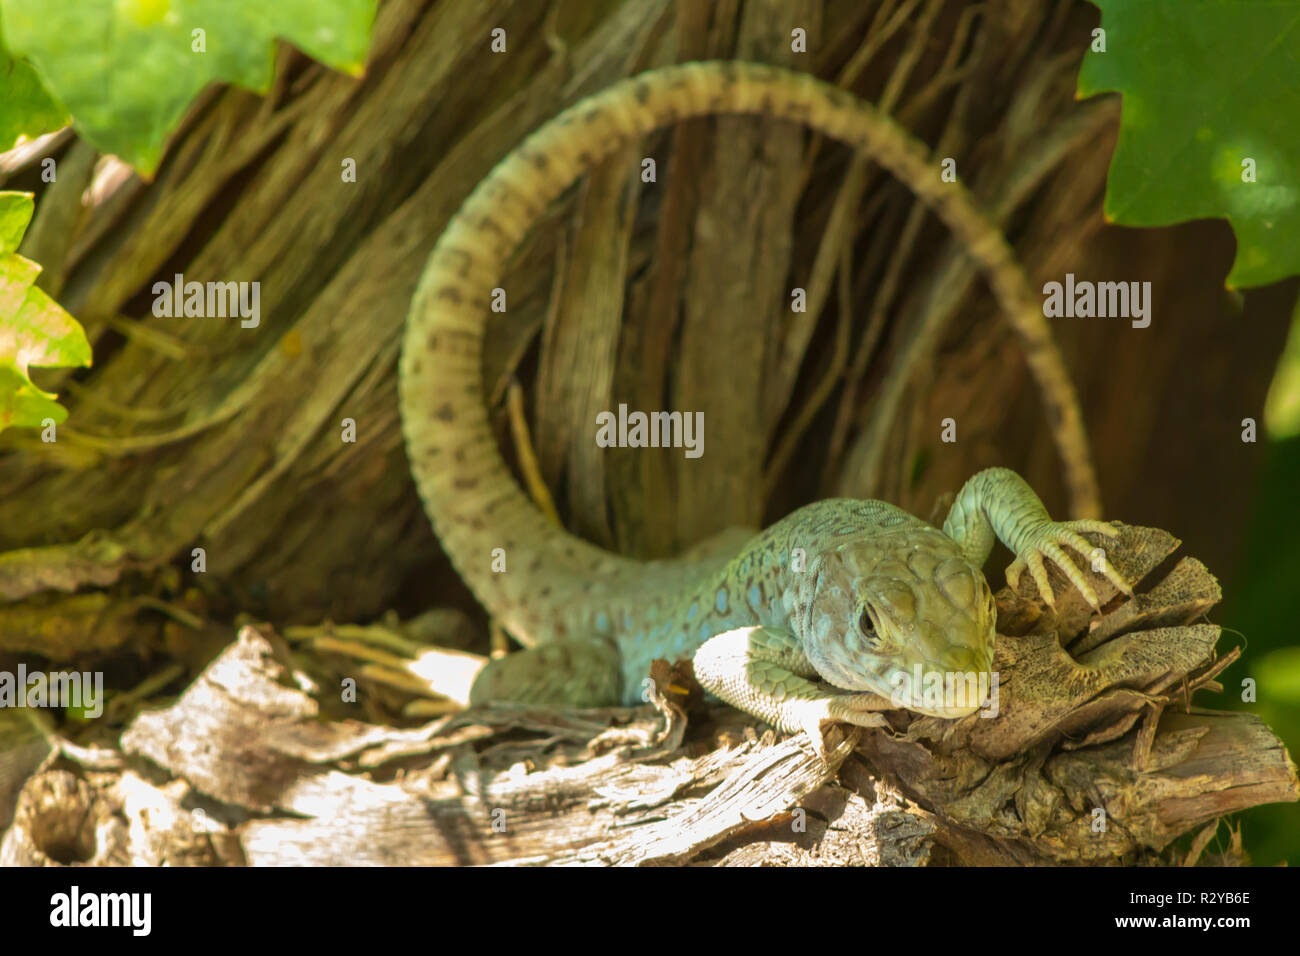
[399,61,1094,646]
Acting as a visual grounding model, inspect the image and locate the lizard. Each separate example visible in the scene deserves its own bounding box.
[398,61,1131,741]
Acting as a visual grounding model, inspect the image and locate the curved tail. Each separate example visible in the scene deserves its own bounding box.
[399,61,1096,645]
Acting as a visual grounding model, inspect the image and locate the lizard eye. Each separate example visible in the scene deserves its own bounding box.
[858,607,880,647]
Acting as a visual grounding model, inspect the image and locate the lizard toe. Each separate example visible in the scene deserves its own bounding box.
[1042,541,1101,609]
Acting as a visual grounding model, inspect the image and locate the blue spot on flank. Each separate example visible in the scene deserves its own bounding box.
[716,589,728,613]
[688,603,698,620]
[699,621,712,642]
[596,612,608,631]
[748,584,761,609]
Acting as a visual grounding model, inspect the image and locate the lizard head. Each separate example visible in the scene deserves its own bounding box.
[793,526,996,717]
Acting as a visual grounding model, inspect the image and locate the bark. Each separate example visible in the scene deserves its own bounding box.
[3,526,1295,866]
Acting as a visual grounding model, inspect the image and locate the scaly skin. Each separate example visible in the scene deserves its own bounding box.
[399,62,1129,738]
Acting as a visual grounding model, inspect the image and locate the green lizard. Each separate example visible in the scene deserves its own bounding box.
[399,62,1131,740]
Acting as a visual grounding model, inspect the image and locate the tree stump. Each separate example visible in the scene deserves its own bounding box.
[2,524,1294,866]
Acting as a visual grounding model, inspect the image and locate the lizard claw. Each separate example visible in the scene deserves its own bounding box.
[825,693,893,728]
[792,696,888,758]
[1006,520,1132,611]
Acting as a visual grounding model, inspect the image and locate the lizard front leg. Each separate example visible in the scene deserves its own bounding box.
[692,626,891,740]
[942,467,1131,609]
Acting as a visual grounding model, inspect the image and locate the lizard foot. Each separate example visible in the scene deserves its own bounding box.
[1006,519,1132,611]
[693,626,894,759]
[792,694,890,757]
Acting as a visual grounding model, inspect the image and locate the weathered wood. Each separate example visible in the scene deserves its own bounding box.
[2,528,1293,866]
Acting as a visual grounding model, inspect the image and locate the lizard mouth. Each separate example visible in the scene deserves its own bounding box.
[884,662,992,717]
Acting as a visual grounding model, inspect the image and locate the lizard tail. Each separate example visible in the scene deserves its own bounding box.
[400,61,1098,644]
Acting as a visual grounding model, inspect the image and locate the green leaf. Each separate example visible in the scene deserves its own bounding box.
[1078,1,1300,288]
[0,189,33,255]
[0,0,377,174]
[0,14,69,152]
[0,191,91,433]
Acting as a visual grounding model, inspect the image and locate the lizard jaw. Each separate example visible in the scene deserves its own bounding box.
[882,657,994,716]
